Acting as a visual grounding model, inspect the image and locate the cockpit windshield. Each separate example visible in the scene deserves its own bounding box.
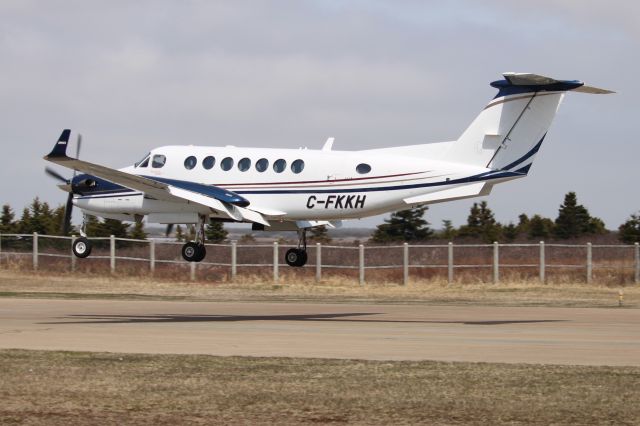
[135,153,151,168]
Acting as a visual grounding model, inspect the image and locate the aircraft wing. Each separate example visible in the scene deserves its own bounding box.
[44,130,270,226]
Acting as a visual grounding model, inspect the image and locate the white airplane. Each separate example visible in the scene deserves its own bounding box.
[44,72,612,267]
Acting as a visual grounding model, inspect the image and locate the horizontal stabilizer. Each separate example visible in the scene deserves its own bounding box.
[502,72,614,94]
[572,85,615,94]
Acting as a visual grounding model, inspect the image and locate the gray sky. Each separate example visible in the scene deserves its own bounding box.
[1,0,638,229]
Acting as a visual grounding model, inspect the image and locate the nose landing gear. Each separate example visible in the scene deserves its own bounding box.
[285,229,308,267]
[72,214,93,258]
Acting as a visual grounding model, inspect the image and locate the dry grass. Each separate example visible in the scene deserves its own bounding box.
[0,269,638,308]
[1,349,639,425]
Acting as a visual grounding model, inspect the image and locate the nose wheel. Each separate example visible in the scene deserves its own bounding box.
[285,228,309,267]
[72,215,93,259]
[72,236,92,258]
[181,215,208,262]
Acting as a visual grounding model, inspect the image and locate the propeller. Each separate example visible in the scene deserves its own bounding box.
[44,133,82,235]
[45,167,69,184]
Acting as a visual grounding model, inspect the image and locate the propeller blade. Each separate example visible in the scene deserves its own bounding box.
[62,192,74,235]
[45,167,69,184]
[165,224,174,237]
[75,133,82,159]
[73,134,82,178]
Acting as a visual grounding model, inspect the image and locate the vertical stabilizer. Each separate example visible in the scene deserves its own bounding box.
[441,73,611,173]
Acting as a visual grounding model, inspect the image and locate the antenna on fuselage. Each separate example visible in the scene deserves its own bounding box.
[321,137,335,151]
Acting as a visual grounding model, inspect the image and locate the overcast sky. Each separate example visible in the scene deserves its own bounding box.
[1,0,637,230]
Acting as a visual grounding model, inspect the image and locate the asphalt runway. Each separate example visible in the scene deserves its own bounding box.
[1,298,639,366]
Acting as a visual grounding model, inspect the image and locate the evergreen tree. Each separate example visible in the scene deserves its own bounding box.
[84,216,129,238]
[516,214,530,235]
[503,223,518,242]
[129,221,147,240]
[528,214,554,239]
[17,208,32,234]
[0,204,16,233]
[101,219,130,238]
[309,225,332,243]
[458,201,502,242]
[440,219,457,240]
[51,205,68,235]
[205,220,228,243]
[554,192,605,239]
[371,206,433,242]
[618,212,640,244]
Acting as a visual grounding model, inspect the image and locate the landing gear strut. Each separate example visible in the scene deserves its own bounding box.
[72,214,92,258]
[181,215,207,262]
[285,229,308,267]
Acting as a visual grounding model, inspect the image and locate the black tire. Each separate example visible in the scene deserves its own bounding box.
[72,237,92,258]
[285,248,307,267]
[182,242,200,262]
[182,242,207,262]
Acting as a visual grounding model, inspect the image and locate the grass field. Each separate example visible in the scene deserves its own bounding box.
[0,270,637,308]
[1,349,639,425]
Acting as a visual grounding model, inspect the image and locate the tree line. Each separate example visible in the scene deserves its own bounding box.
[371,192,640,244]
[1,192,639,244]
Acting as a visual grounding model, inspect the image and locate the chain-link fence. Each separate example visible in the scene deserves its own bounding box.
[1,233,639,285]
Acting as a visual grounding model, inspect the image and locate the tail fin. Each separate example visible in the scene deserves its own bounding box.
[442,73,613,173]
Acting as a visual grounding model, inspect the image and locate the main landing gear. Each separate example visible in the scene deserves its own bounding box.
[72,214,92,258]
[181,215,207,262]
[285,229,308,267]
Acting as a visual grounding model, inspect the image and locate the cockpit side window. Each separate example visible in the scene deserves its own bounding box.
[136,153,150,168]
[152,154,166,168]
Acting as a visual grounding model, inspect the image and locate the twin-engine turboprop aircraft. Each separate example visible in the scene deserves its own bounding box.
[44,72,611,267]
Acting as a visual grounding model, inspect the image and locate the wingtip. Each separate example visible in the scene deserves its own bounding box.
[45,129,72,159]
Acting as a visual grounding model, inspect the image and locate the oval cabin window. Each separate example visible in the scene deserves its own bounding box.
[356,163,371,174]
[291,159,305,174]
[202,156,215,170]
[273,159,287,173]
[184,156,197,170]
[221,157,234,171]
[255,158,269,172]
[238,158,251,172]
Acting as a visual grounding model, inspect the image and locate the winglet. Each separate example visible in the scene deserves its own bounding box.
[45,129,71,159]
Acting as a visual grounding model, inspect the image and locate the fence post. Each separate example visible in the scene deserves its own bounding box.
[539,241,545,283]
[635,242,639,284]
[359,244,365,286]
[32,232,38,271]
[315,243,321,283]
[149,239,155,274]
[71,235,76,272]
[110,235,116,275]
[273,242,279,283]
[190,261,196,281]
[586,242,593,284]
[231,241,237,281]
[403,243,409,286]
[493,241,499,284]
[448,242,454,285]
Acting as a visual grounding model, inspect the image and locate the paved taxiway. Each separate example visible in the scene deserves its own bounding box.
[1,298,639,366]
